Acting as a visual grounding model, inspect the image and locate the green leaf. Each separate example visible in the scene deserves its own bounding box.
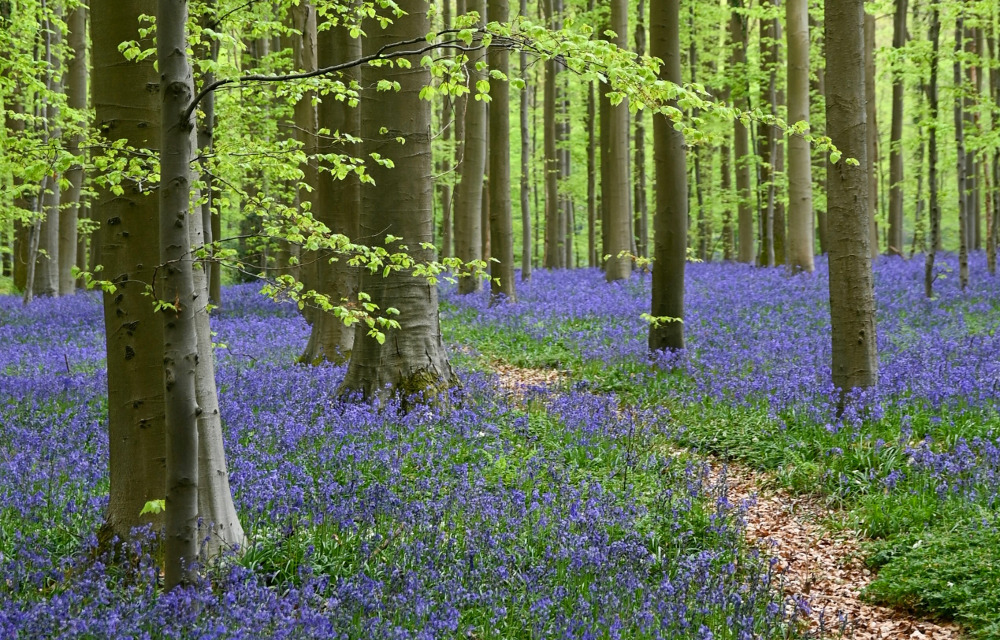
[140,499,166,515]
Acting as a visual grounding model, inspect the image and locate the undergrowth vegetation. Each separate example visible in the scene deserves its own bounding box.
[0,285,792,638]
[441,254,1000,638]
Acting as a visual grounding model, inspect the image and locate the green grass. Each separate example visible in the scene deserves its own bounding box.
[441,313,1000,638]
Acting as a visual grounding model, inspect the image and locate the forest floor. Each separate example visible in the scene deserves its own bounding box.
[495,363,962,640]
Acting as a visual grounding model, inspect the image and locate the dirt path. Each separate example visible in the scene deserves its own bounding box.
[492,364,962,639]
[718,464,960,639]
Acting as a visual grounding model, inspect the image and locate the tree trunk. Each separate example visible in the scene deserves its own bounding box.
[989,26,999,275]
[454,0,486,293]
[543,0,562,268]
[786,0,814,272]
[587,76,597,267]
[60,1,86,295]
[604,0,633,281]
[864,10,879,259]
[519,0,531,280]
[634,0,649,260]
[196,1,222,307]
[339,0,457,401]
[925,7,941,297]
[291,2,319,325]
[488,0,515,302]
[730,5,754,263]
[158,0,202,589]
[887,0,907,256]
[35,10,61,299]
[94,0,243,566]
[300,11,362,364]
[439,0,453,259]
[649,0,686,352]
[758,4,779,268]
[826,0,878,392]
[954,17,969,291]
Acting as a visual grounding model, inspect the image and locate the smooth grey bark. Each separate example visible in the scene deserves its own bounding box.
[864,11,878,259]
[196,0,222,307]
[542,0,562,268]
[634,0,648,260]
[729,5,754,263]
[301,17,362,364]
[94,0,243,566]
[989,28,999,275]
[454,0,486,294]
[60,1,86,295]
[158,0,201,589]
[519,0,531,280]
[35,11,61,299]
[648,0,686,352]
[758,4,779,268]
[339,0,457,401]
[825,0,878,392]
[291,1,319,325]
[439,0,453,259]
[954,17,969,291]
[925,6,941,297]
[786,0,814,272]
[587,76,597,268]
[887,0,907,255]
[488,0,515,302]
[604,0,632,281]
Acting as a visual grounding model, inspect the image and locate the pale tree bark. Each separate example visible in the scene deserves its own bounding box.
[730,4,754,263]
[158,0,202,589]
[887,0,907,256]
[7,89,31,291]
[440,0,453,259]
[587,77,597,268]
[864,10,879,259]
[954,16,969,291]
[195,0,222,307]
[454,0,486,293]
[989,24,999,275]
[300,16,362,364]
[94,0,243,565]
[339,0,457,401]
[604,0,633,281]
[634,0,648,260]
[60,1,86,295]
[758,3,779,268]
[925,6,941,297]
[786,0,814,272]
[291,2,319,324]
[542,0,562,268]
[488,0,515,302]
[35,10,61,299]
[826,0,878,393]
[648,0,686,352]
[812,12,829,254]
[519,0,531,280]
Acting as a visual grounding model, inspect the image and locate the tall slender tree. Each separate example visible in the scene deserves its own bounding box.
[519,0,531,281]
[300,11,362,363]
[786,0,814,272]
[488,0,515,301]
[61,1,86,295]
[604,0,633,281]
[887,0,907,255]
[648,0,686,352]
[924,5,941,297]
[825,0,878,392]
[730,2,754,264]
[454,0,486,293]
[339,0,457,400]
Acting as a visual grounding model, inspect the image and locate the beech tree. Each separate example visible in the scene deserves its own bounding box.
[648,0,685,352]
[786,0,813,272]
[338,0,458,400]
[825,0,878,392]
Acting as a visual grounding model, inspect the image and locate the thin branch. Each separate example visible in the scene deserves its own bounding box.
[183,31,486,123]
